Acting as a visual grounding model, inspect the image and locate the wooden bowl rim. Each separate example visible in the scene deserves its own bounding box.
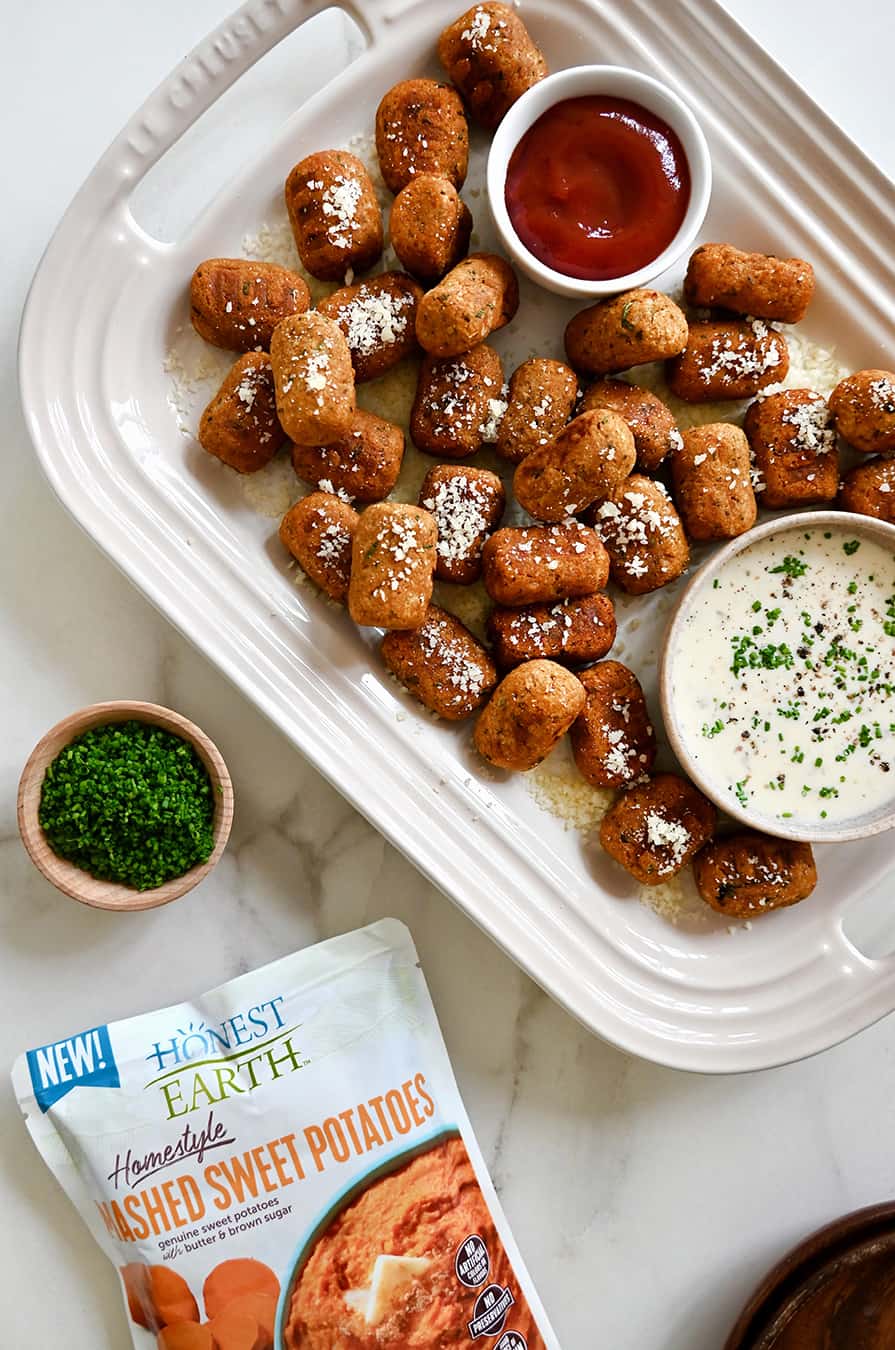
[16,700,233,911]
[725,1200,895,1349]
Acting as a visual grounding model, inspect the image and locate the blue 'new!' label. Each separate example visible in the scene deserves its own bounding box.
[27,1025,120,1113]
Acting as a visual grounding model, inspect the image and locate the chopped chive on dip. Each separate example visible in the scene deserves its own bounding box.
[769,554,808,578]
[39,721,215,890]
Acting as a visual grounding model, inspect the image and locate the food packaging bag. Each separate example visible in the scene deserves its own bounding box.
[13,919,558,1350]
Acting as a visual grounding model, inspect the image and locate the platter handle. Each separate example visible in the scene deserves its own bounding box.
[827,915,895,1002]
[77,0,386,222]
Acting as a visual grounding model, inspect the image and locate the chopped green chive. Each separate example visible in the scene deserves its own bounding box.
[39,721,215,891]
[769,555,808,578]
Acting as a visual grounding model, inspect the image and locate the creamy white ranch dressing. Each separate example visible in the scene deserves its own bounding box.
[673,526,895,825]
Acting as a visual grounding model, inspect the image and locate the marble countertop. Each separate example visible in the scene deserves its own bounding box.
[4,3,895,1345]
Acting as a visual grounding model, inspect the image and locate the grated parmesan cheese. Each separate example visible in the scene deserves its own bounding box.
[343,286,412,356]
[315,517,352,566]
[423,474,492,567]
[480,393,509,443]
[869,375,895,413]
[317,174,362,250]
[416,615,488,704]
[699,321,783,384]
[234,374,260,411]
[527,765,613,832]
[644,811,692,872]
[780,396,835,453]
[461,6,493,49]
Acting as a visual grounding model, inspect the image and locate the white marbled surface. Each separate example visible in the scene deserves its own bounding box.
[4,2,895,1346]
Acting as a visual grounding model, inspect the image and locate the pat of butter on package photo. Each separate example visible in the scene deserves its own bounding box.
[12,920,557,1350]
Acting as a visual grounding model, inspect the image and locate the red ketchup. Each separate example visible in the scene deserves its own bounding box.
[505,95,691,281]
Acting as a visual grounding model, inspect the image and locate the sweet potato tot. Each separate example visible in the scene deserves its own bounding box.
[565,289,688,376]
[389,174,473,283]
[285,150,382,282]
[581,378,680,473]
[838,456,895,522]
[474,659,585,770]
[487,594,616,669]
[348,502,437,629]
[411,344,505,458]
[496,358,579,464]
[290,408,404,503]
[684,243,815,323]
[375,78,469,192]
[599,773,716,885]
[381,604,497,719]
[269,312,355,446]
[590,474,689,595]
[694,833,817,918]
[666,319,788,402]
[316,272,423,382]
[670,423,757,540]
[438,2,548,129]
[829,369,895,454]
[279,492,358,603]
[419,463,505,583]
[571,660,656,788]
[198,353,285,474]
[513,409,635,521]
[189,258,310,351]
[743,389,838,508]
[482,522,608,605]
[415,253,518,357]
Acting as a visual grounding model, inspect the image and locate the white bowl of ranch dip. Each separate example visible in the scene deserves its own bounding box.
[660,511,895,843]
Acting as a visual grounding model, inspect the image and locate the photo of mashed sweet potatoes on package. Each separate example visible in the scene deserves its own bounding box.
[12,920,557,1350]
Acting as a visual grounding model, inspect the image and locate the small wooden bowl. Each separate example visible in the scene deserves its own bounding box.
[17,700,233,911]
[725,1201,895,1348]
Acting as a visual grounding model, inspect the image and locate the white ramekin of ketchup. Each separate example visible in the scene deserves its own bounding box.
[488,65,712,298]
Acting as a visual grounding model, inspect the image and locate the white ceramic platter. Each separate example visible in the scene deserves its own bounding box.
[19,0,895,1071]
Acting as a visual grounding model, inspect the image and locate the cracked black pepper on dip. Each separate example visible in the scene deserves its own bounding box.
[38,721,216,890]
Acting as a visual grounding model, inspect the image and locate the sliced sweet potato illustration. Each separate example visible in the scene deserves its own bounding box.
[121,1264,158,1331]
[153,1267,202,1326]
[158,1324,214,1350]
[208,1307,265,1350]
[222,1293,277,1348]
[203,1259,279,1321]
[121,1264,199,1330]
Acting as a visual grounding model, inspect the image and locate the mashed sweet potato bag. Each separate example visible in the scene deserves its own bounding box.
[13,920,558,1350]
